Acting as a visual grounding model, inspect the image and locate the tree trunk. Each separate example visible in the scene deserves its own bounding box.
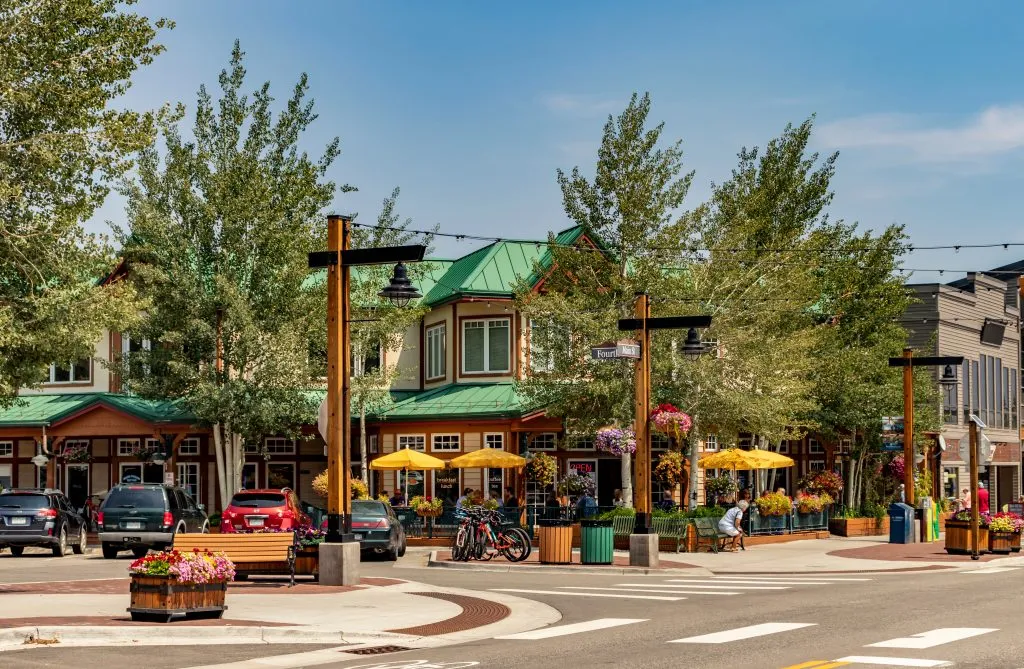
[688,426,701,511]
[213,422,227,510]
[620,452,633,509]
[359,403,368,485]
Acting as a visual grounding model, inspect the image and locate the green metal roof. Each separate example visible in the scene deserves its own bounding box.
[0,394,196,428]
[377,383,532,421]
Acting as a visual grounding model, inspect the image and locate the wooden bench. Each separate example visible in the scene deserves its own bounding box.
[172,533,297,586]
[651,517,688,553]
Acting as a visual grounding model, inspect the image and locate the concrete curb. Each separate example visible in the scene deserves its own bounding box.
[0,625,421,651]
[426,550,710,576]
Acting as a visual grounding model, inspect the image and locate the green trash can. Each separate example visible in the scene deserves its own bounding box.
[580,519,614,564]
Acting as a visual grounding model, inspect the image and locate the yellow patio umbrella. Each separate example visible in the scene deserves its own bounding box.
[449,449,527,469]
[370,449,447,505]
[698,447,794,470]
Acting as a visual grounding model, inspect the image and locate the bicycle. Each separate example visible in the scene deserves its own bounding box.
[452,507,530,562]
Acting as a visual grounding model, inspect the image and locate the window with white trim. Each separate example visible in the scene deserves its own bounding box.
[178,438,200,456]
[529,433,557,451]
[264,437,296,455]
[398,435,426,452]
[122,335,151,356]
[777,440,789,454]
[808,439,824,454]
[704,434,719,452]
[838,439,851,455]
[177,463,200,502]
[462,318,511,374]
[484,433,504,450]
[63,439,89,454]
[48,359,91,384]
[426,323,446,380]
[566,435,594,450]
[118,438,140,457]
[369,434,379,454]
[0,441,12,457]
[431,434,460,452]
[651,433,670,451]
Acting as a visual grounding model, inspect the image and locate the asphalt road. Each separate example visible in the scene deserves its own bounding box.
[3,548,1024,668]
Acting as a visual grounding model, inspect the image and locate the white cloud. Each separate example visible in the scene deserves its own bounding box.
[818,105,1024,163]
[541,93,620,116]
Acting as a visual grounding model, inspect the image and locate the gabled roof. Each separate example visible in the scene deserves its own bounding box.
[0,394,196,428]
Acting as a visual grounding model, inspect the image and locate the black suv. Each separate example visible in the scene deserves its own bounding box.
[98,484,209,559]
[0,489,88,557]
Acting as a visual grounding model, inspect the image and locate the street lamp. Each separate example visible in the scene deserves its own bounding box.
[681,327,707,360]
[308,215,425,585]
[378,262,421,307]
[939,365,958,387]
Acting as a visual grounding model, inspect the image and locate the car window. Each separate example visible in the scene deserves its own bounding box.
[0,493,50,509]
[352,500,387,516]
[229,493,286,508]
[56,496,71,512]
[182,491,197,512]
[104,487,165,509]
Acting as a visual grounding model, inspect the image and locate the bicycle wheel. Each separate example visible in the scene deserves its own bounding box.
[451,526,467,561]
[508,527,532,562]
[498,530,529,562]
[473,526,486,560]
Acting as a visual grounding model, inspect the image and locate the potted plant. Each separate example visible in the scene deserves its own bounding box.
[128,549,235,622]
[649,404,693,443]
[62,444,91,463]
[595,427,637,456]
[524,452,557,486]
[411,495,444,517]
[557,471,595,498]
[944,509,989,554]
[987,514,1016,554]
[654,452,686,487]
[798,470,844,500]
[312,471,369,500]
[294,525,325,575]
[704,474,737,505]
[794,493,832,530]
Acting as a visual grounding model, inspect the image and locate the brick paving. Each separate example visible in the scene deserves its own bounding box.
[828,541,1006,562]
[386,592,510,636]
[0,616,294,627]
[434,549,697,569]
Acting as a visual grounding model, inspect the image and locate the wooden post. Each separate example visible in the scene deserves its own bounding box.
[969,418,981,559]
[633,293,651,533]
[325,214,354,540]
[902,347,915,506]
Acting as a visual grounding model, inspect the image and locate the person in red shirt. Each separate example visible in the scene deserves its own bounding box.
[977,483,990,514]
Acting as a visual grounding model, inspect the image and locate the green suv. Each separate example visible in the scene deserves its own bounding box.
[98,484,209,559]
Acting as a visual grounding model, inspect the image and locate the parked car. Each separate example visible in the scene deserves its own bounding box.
[220,488,311,533]
[97,484,208,559]
[320,499,406,560]
[0,488,88,557]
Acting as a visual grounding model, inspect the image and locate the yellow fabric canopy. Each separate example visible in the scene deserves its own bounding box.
[699,447,794,470]
[449,449,527,469]
[369,449,447,471]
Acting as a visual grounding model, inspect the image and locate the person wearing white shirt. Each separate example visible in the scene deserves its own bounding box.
[718,500,747,552]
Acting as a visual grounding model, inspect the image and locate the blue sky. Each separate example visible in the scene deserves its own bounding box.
[95,1,1024,281]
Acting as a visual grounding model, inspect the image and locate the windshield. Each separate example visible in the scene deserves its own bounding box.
[0,494,49,510]
[104,488,165,509]
[230,493,286,508]
[352,501,387,517]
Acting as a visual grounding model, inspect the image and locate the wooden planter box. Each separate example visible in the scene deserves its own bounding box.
[944,520,989,555]
[939,511,954,531]
[989,531,1014,554]
[295,546,319,576]
[416,509,443,518]
[1013,532,1022,553]
[128,575,227,622]
[829,517,889,537]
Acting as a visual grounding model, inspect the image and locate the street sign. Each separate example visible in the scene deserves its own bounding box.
[882,441,903,452]
[591,340,641,360]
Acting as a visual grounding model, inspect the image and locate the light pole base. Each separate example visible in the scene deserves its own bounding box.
[319,541,360,585]
[629,533,660,568]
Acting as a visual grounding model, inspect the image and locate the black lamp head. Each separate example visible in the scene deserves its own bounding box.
[378,262,422,307]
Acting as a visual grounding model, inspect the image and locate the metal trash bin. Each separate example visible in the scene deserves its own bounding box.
[889,503,914,544]
[580,519,614,564]
[538,518,573,564]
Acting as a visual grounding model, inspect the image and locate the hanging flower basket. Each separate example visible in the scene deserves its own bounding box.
[595,427,636,456]
[411,496,444,517]
[312,471,369,500]
[524,453,557,485]
[63,445,92,463]
[649,404,693,442]
[557,471,595,497]
[654,451,686,486]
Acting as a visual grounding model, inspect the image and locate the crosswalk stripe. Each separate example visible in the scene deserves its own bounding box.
[867,627,997,649]
[495,618,647,640]
[559,586,740,596]
[781,662,850,669]
[616,582,784,591]
[661,580,790,590]
[669,622,816,644]
[688,578,838,585]
[491,588,684,601]
[711,575,871,582]
[834,656,950,667]
[963,567,1019,574]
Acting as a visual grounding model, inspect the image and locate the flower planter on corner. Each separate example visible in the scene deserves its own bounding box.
[295,546,320,577]
[829,517,889,537]
[1012,532,1022,553]
[944,520,988,555]
[989,531,1014,555]
[128,574,227,622]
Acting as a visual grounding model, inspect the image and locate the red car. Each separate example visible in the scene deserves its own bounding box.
[220,488,311,533]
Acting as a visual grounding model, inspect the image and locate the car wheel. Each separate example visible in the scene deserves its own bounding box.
[52,527,68,557]
[9,546,24,557]
[386,545,399,561]
[72,526,87,555]
[398,541,406,558]
[101,542,119,559]
[131,546,149,559]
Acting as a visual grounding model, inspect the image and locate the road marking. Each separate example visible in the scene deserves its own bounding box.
[495,618,647,640]
[712,575,871,582]
[661,580,790,590]
[690,578,839,585]
[835,656,950,667]
[559,586,739,596]
[669,622,816,644]
[962,567,1019,574]
[781,662,850,669]
[867,627,997,649]
[491,589,683,601]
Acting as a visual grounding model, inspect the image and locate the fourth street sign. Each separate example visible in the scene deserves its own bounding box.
[591,340,641,360]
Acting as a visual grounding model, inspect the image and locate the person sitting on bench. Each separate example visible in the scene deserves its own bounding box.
[718,500,747,552]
